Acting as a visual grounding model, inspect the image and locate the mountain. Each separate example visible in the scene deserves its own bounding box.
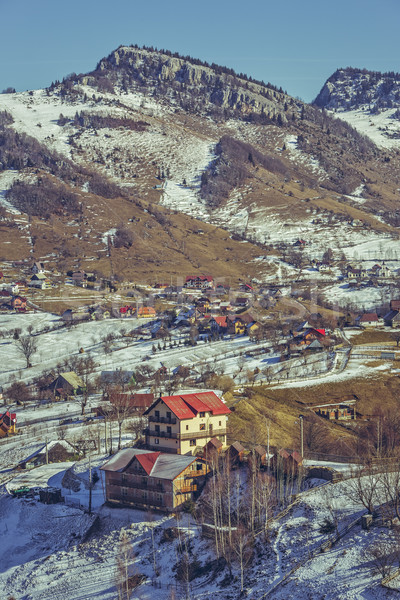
[314,67,400,113]
[314,67,400,148]
[1,48,400,285]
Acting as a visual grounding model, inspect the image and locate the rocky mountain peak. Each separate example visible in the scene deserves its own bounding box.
[314,67,400,114]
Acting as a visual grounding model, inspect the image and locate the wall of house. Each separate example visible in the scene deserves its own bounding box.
[146,400,228,455]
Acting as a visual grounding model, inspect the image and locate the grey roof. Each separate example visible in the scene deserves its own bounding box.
[101,448,197,480]
[100,448,150,472]
[100,371,135,384]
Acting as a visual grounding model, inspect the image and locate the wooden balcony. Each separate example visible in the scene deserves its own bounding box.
[108,492,164,508]
[108,478,164,493]
[177,483,197,494]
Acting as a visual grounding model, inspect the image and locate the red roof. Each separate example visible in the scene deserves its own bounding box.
[149,391,231,420]
[214,316,228,328]
[359,313,379,322]
[136,452,161,475]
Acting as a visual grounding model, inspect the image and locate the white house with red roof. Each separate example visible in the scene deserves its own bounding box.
[355,313,382,328]
[100,448,208,511]
[144,391,231,455]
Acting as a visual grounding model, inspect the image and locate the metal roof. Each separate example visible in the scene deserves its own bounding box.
[147,391,231,420]
[101,448,197,480]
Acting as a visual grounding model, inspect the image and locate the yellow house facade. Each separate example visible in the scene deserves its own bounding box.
[144,391,231,455]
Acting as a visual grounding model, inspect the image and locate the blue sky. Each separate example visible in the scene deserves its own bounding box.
[1,0,399,102]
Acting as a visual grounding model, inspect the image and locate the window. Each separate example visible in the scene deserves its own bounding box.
[166,411,171,419]
[199,423,206,431]
[155,410,160,419]
[190,439,196,446]
[186,424,189,431]
[121,487,128,496]
[155,438,159,445]
[122,474,128,484]
[199,412,205,418]
[167,426,172,435]
[196,463,203,471]
[219,421,222,427]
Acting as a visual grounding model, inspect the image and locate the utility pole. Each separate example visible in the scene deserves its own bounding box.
[299,415,304,459]
[45,438,49,465]
[88,454,92,515]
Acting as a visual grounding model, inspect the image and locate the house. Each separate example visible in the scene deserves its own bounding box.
[227,441,245,466]
[0,411,17,437]
[18,440,81,469]
[11,295,27,311]
[31,261,45,274]
[109,393,154,414]
[390,300,400,312]
[370,263,391,278]
[355,313,381,328]
[271,449,303,476]
[137,306,156,318]
[384,310,400,328]
[29,273,50,289]
[119,305,134,317]
[48,372,84,397]
[247,445,268,470]
[203,437,223,461]
[100,370,136,388]
[313,400,356,421]
[100,448,208,512]
[184,275,214,290]
[210,316,228,334]
[144,391,231,455]
[71,270,87,286]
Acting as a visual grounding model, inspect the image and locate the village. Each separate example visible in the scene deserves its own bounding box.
[1,250,400,599]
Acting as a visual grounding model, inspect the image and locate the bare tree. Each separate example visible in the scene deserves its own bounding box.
[15,335,38,368]
[74,356,97,415]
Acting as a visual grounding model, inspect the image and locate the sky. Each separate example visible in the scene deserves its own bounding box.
[1,0,399,103]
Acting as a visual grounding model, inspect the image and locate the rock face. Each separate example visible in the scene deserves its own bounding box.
[85,46,291,120]
[314,67,400,113]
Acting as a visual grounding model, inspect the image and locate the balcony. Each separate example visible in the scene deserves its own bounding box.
[149,416,177,425]
[108,478,165,493]
[109,492,164,508]
[145,429,178,439]
[178,428,226,441]
[145,428,226,441]
[177,483,197,494]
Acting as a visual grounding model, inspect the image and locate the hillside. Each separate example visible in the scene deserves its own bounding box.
[0,48,400,283]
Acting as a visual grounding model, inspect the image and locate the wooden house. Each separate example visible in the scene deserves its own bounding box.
[271,449,303,476]
[204,436,223,461]
[383,310,400,328]
[48,372,84,397]
[101,448,209,512]
[18,440,80,469]
[228,441,245,466]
